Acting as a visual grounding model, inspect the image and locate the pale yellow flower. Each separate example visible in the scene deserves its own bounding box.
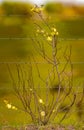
[37,29,40,33]
[47,36,52,41]
[35,8,40,13]
[52,27,57,32]
[30,88,33,91]
[31,7,35,12]
[35,7,43,13]
[41,30,44,33]
[6,104,12,109]
[39,7,43,11]
[12,106,17,110]
[4,100,17,110]
[31,6,41,13]
[53,109,56,113]
[39,99,44,104]
[40,111,45,117]
[56,32,59,35]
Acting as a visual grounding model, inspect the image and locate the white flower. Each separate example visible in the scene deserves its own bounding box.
[40,111,45,117]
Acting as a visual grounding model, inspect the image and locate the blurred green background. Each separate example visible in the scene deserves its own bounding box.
[0,1,84,127]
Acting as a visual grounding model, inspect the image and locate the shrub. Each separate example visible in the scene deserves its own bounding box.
[7,5,84,126]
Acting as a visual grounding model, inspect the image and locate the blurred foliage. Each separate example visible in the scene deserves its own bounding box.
[0,2,34,59]
[73,5,84,15]
[0,2,33,24]
[45,2,84,19]
[2,2,31,16]
[45,3,64,14]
